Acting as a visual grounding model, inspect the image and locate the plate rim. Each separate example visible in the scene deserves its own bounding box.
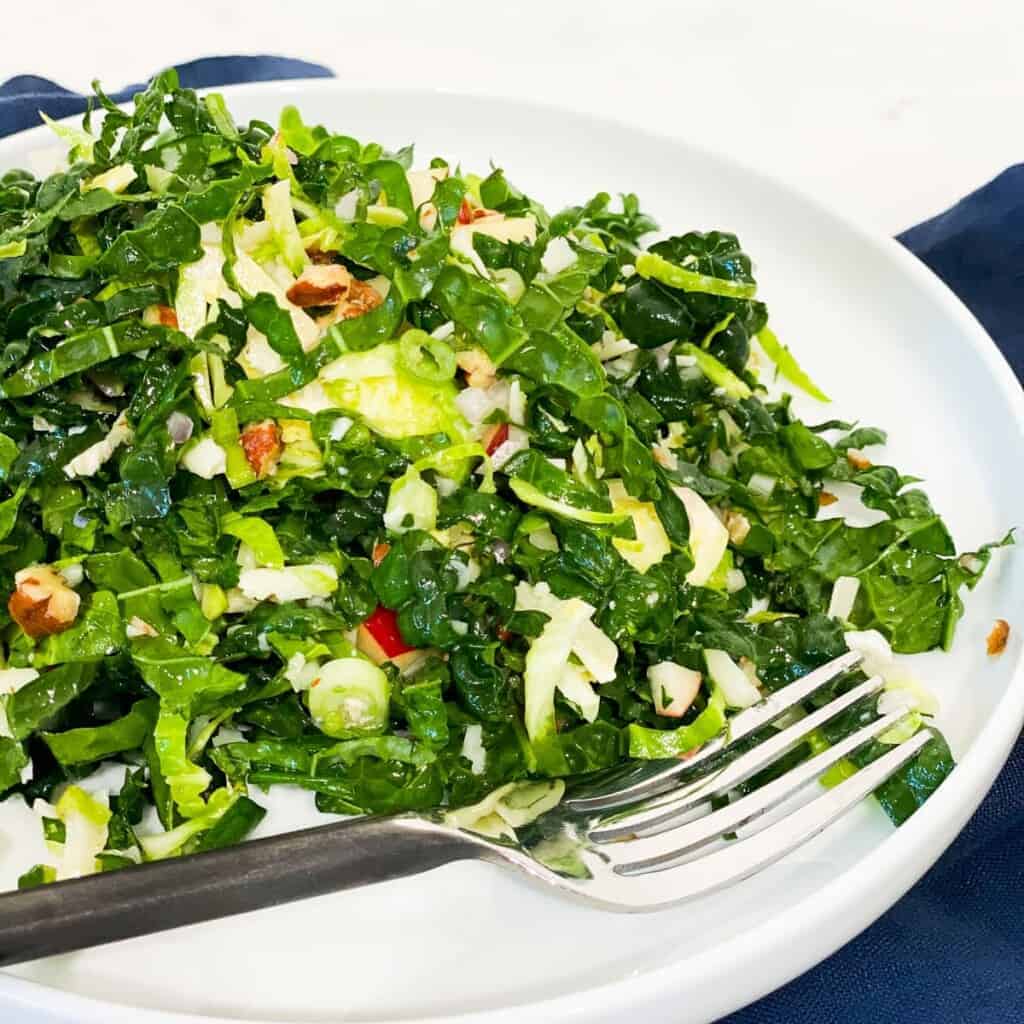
[1,77,1022,1024]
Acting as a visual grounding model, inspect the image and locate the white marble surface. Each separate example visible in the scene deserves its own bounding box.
[3,0,1023,234]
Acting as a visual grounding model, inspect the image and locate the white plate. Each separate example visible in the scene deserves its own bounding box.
[1,81,1022,1024]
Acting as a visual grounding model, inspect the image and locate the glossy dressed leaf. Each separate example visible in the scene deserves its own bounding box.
[42,699,155,766]
[430,265,528,365]
[131,636,246,714]
[0,78,1004,869]
[96,205,202,279]
[4,663,98,740]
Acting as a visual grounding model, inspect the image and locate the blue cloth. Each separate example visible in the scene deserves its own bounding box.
[0,56,332,137]
[899,168,1024,384]
[2,56,1022,1024]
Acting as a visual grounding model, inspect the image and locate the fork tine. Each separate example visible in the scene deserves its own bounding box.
[604,707,911,872]
[726,649,865,744]
[566,649,864,813]
[593,730,934,909]
[590,673,885,842]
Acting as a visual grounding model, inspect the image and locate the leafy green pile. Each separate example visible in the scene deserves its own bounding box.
[0,71,1008,882]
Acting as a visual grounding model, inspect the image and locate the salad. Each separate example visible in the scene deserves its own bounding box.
[0,71,1010,884]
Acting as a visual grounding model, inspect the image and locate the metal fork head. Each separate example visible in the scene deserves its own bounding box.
[447,651,939,912]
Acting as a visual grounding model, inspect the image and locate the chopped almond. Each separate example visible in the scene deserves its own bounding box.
[286,265,353,307]
[819,490,839,507]
[987,619,1010,656]
[143,304,179,328]
[652,444,678,470]
[315,277,385,328]
[240,419,283,478]
[723,510,751,545]
[846,449,872,470]
[126,616,158,638]
[337,278,383,320]
[8,566,81,639]
[456,347,498,389]
[372,542,390,567]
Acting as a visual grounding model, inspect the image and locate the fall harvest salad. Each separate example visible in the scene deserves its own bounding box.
[0,71,1010,884]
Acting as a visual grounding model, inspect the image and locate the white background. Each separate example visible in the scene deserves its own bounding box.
[3,0,1024,235]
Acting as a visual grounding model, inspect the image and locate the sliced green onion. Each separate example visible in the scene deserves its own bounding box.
[398,329,457,383]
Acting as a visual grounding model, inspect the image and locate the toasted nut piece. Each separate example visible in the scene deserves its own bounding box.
[337,278,383,320]
[723,510,751,545]
[9,566,81,639]
[286,265,353,307]
[846,449,872,470]
[314,278,385,328]
[126,616,158,638]
[455,346,498,389]
[819,490,839,507]
[371,543,391,567]
[987,619,1010,656]
[143,304,179,328]
[240,419,283,478]
[307,249,336,265]
[652,443,678,470]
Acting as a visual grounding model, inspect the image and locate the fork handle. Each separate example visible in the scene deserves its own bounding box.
[0,815,473,968]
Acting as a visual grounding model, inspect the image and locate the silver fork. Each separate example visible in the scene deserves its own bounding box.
[0,649,936,965]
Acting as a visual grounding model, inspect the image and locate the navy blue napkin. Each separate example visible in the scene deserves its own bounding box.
[899,169,1024,384]
[0,56,332,136]
[1,57,1022,1024]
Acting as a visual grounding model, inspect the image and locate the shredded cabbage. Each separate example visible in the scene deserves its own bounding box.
[263,179,308,276]
[53,785,111,879]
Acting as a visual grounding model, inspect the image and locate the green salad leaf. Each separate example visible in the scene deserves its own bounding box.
[0,73,1008,879]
